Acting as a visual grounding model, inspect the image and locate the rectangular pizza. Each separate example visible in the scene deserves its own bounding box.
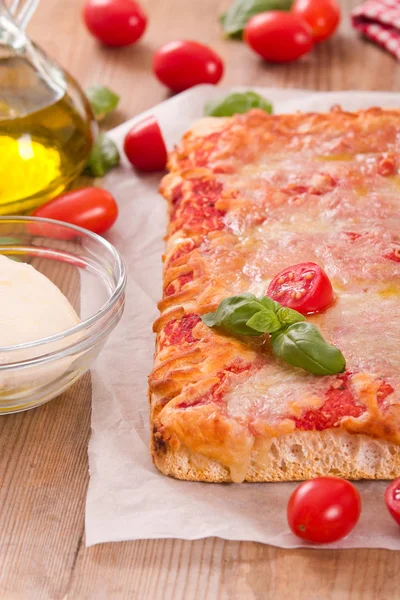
[148,106,400,483]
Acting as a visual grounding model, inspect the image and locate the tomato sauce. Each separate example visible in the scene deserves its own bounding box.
[168,240,198,265]
[162,314,201,346]
[177,360,254,409]
[178,132,223,170]
[171,179,225,234]
[164,273,194,297]
[294,377,394,431]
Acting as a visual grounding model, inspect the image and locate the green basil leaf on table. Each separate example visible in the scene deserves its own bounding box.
[86,85,120,120]
[271,322,346,376]
[205,91,273,117]
[220,0,293,39]
[84,133,120,177]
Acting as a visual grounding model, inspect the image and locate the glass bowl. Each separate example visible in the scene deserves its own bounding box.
[0,216,126,414]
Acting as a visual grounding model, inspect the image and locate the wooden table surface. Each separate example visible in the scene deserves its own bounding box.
[2,0,400,598]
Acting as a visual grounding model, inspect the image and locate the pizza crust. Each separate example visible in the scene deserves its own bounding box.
[152,428,400,482]
[150,107,400,483]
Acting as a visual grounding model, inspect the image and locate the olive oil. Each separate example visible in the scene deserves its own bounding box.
[0,56,94,214]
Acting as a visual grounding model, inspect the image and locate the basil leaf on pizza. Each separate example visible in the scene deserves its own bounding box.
[271,322,346,376]
[201,293,266,335]
[202,294,345,375]
[246,309,281,333]
[202,293,285,335]
[258,296,281,312]
[275,306,306,326]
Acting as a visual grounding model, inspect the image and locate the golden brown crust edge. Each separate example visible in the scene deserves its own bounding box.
[151,428,400,482]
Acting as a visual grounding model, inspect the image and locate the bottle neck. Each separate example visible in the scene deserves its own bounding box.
[0,3,27,52]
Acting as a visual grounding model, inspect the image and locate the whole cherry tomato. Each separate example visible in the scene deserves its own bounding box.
[83,0,147,47]
[385,478,400,526]
[292,0,341,42]
[124,116,167,172]
[153,40,224,93]
[287,477,361,544]
[267,262,334,315]
[33,188,118,237]
[244,11,313,63]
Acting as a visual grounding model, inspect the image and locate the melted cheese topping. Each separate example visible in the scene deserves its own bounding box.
[227,364,332,421]
[151,108,400,479]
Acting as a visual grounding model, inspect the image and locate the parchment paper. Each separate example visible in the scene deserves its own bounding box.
[86,86,400,548]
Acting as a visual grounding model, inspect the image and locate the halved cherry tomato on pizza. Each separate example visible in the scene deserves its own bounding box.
[152,40,224,93]
[267,262,334,315]
[123,116,167,172]
[292,0,341,42]
[287,477,361,544]
[32,187,118,238]
[244,12,313,63]
[83,0,147,47]
[385,478,400,526]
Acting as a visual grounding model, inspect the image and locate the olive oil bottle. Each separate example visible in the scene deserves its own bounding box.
[0,4,95,214]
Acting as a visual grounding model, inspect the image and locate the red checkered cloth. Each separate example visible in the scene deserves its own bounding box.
[352,0,400,60]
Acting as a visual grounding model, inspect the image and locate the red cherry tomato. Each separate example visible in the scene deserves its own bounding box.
[32,187,118,238]
[267,262,334,315]
[385,478,400,526]
[124,116,167,172]
[287,477,361,544]
[244,12,313,63]
[83,0,147,47]
[152,40,224,93]
[292,0,341,42]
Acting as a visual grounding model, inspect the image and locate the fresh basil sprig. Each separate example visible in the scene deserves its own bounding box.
[205,91,273,117]
[271,322,346,376]
[201,293,287,335]
[220,0,293,39]
[86,85,120,121]
[84,133,120,177]
[201,293,345,376]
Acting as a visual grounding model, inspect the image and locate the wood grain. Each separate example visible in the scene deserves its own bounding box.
[1,0,400,598]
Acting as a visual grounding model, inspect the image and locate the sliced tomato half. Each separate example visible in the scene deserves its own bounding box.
[267,262,334,315]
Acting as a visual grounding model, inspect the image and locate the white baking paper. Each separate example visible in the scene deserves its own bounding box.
[86,86,400,548]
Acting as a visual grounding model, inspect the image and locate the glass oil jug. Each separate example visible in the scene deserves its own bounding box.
[0,0,95,214]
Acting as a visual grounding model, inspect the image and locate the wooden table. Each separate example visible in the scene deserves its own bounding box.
[2,1,400,598]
